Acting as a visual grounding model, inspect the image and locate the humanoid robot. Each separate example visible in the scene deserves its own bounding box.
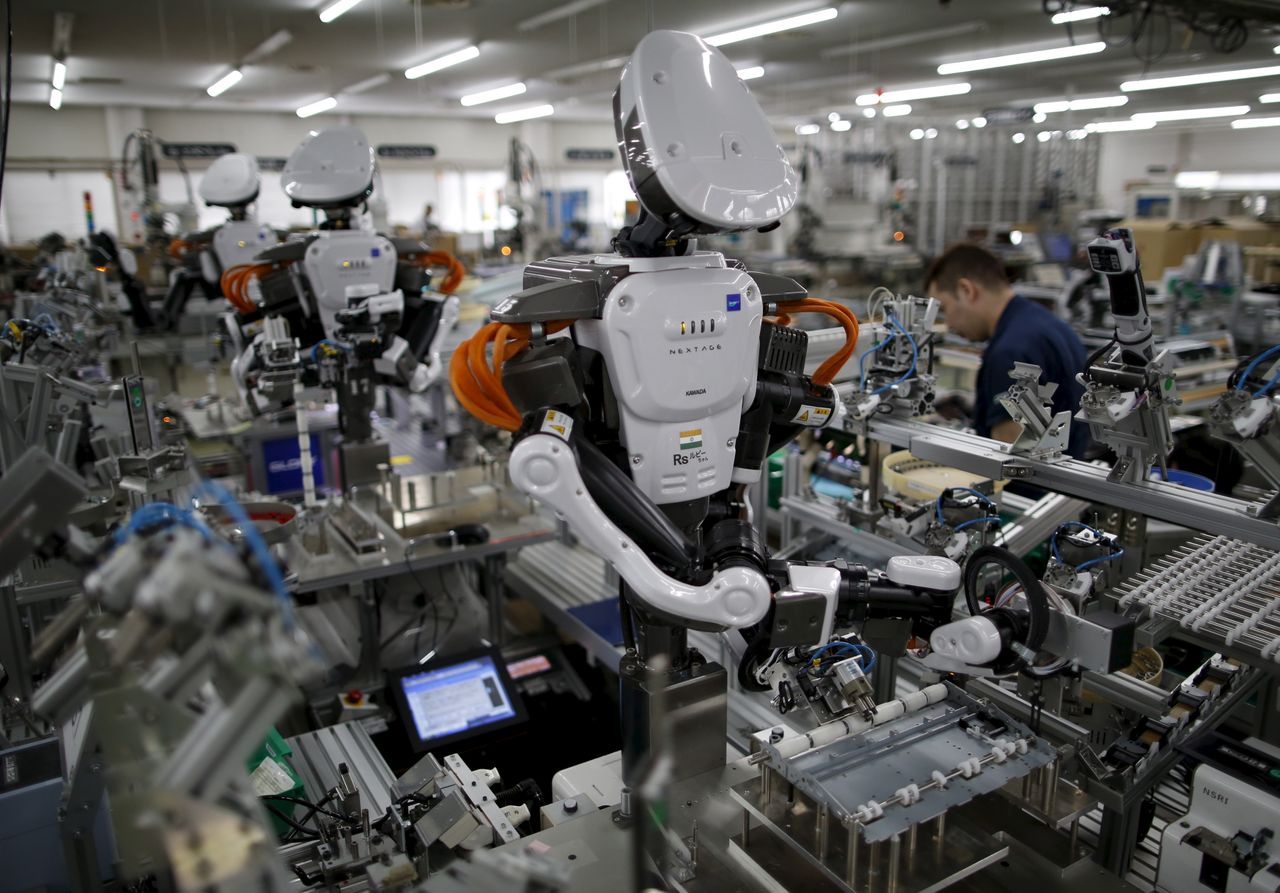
[225,127,461,486]
[158,152,277,330]
[452,31,1052,780]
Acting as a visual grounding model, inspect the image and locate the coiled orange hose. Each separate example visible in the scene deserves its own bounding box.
[167,238,194,259]
[775,298,859,386]
[219,263,275,314]
[417,251,466,295]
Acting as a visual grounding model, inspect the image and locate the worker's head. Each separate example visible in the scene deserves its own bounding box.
[925,244,1014,342]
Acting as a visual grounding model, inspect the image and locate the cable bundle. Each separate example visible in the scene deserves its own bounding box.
[416,250,466,295]
[220,262,277,314]
[449,320,571,431]
[774,297,859,386]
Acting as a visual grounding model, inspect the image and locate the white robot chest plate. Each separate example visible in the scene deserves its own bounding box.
[302,231,397,337]
[575,255,761,504]
[209,220,275,282]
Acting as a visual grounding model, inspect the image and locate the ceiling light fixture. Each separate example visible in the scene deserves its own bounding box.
[862,107,876,118]
[855,81,971,106]
[971,116,987,127]
[1033,94,1128,113]
[795,123,821,135]
[518,0,613,31]
[1012,132,1026,143]
[460,82,527,106]
[828,111,841,122]
[495,104,555,123]
[243,29,292,64]
[296,96,338,118]
[1084,119,1156,132]
[924,127,938,139]
[405,45,480,80]
[206,69,243,97]
[1261,93,1280,103]
[1232,116,1280,129]
[736,65,764,80]
[909,128,924,140]
[52,60,66,90]
[1033,112,1047,123]
[705,7,838,48]
[1051,6,1110,23]
[831,119,852,131]
[49,87,63,110]
[822,21,987,58]
[319,0,364,24]
[343,73,390,94]
[882,104,911,117]
[938,41,1105,75]
[1037,131,1052,142]
[955,119,969,129]
[1122,64,1280,92]
[1131,105,1250,122]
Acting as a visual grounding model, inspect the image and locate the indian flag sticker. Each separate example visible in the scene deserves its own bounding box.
[679,428,703,450]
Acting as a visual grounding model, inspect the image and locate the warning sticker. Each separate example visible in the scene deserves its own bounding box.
[791,404,832,426]
[540,409,573,440]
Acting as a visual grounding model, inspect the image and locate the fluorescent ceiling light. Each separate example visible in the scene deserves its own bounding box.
[494,104,554,124]
[518,0,612,31]
[823,22,987,58]
[542,55,626,80]
[705,7,838,47]
[319,0,363,24]
[855,82,970,106]
[296,96,337,118]
[1037,131,1052,142]
[737,65,764,80]
[1067,129,1088,139]
[244,29,292,64]
[909,128,924,140]
[52,60,66,90]
[1034,95,1128,113]
[831,119,852,131]
[938,41,1105,75]
[1131,105,1250,122]
[862,107,876,118]
[1175,171,1219,189]
[49,87,62,110]
[1262,93,1280,103]
[972,116,987,127]
[460,82,526,106]
[795,123,820,135]
[1051,6,1110,23]
[343,73,390,94]
[1232,116,1280,129]
[1033,112,1048,123]
[925,128,938,139]
[882,104,911,117]
[1012,132,1026,143]
[1175,170,1280,190]
[955,119,969,129]
[1122,65,1280,92]
[206,69,242,97]
[1085,119,1156,132]
[828,111,841,122]
[405,45,480,80]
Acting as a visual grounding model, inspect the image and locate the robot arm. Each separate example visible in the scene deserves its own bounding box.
[1086,228,1153,367]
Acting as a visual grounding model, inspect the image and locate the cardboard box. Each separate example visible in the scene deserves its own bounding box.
[1119,219,1200,278]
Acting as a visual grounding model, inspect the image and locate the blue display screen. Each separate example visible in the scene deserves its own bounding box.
[400,656,517,746]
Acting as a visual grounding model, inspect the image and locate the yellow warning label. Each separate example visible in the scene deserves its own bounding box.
[540,409,573,440]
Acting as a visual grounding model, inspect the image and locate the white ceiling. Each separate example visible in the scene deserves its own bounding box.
[11,0,1280,129]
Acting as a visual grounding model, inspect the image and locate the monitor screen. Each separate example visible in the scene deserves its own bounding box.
[396,653,524,749]
[1041,232,1075,264]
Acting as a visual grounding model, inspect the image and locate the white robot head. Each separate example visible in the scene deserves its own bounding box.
[199,153,260,209]
[613,30,797,237]
[281,126,376,211]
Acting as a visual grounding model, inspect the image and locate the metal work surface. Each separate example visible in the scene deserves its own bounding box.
[1115,532,1280,666]
[287,722,398,820]
[758,687,1054,843]
[865,417,1280,551]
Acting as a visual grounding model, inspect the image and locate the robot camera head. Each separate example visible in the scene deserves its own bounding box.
[281,126,376,212]
[199,153,261,210]
[613,30,797,240]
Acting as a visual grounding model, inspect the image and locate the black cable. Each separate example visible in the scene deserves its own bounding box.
[1084,336,1115,371]
[285,790,337,839]
[963,544,1051,657]
[262,794,352,822]
[263,803,321,840]
[619,578,637,653]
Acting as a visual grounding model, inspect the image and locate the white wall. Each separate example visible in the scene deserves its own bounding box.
[1,103,627,245]
[1096,126,1280,207]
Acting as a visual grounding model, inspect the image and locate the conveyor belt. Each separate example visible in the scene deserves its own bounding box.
[1115,532,1280,665]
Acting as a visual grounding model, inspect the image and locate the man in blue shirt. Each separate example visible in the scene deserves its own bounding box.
[925,244,1090,458]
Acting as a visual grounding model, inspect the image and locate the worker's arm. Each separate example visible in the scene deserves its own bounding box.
[991,418,1021,445]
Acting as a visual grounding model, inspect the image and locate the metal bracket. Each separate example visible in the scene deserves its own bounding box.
[997,362,1071,461]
